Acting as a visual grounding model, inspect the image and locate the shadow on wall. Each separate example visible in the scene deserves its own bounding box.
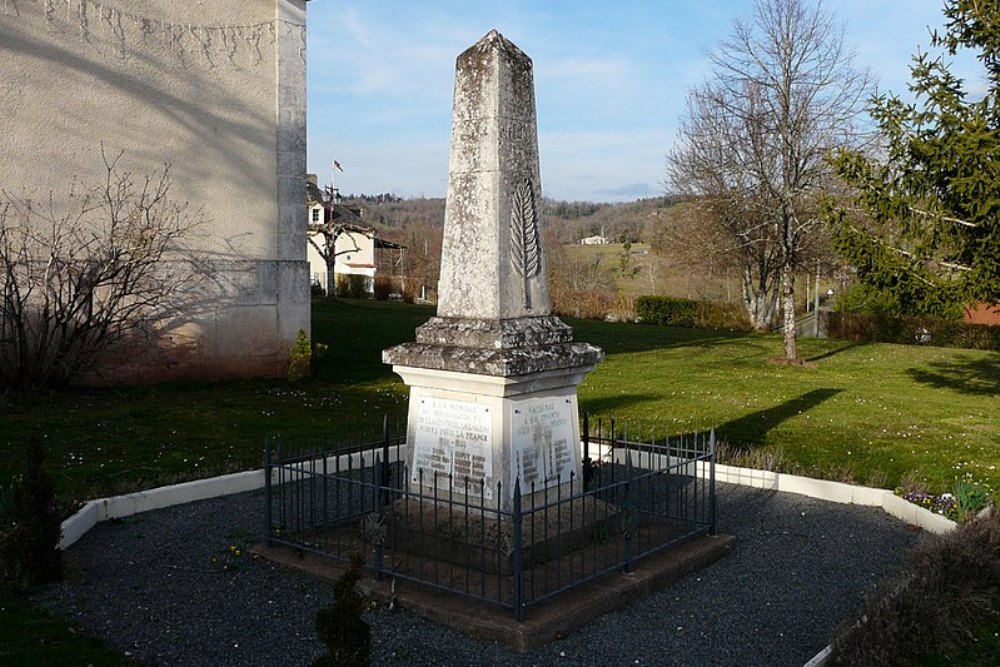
[1,12,277,251]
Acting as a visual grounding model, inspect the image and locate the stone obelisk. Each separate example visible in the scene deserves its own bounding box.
[383,30,603,512]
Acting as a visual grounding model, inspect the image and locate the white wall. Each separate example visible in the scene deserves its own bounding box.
[0,0,310,381]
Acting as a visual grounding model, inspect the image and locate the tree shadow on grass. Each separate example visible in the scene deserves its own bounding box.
[906,355,1000,396]
[566,318,755,356]
[806,341,865,363]
[580,394,660,417]
[716,388,842,446]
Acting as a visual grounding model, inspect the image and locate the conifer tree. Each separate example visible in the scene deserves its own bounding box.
[827,0,1000,316]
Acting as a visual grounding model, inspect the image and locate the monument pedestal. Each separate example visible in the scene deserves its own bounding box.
[387,359,597,512]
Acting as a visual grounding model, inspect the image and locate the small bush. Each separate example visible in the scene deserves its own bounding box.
[551,289,617,320]
[0,438,63,591]
[373,275,393,300]
[313,554,371,667]
[829,510,1000,666]
[399,278,419,304]
[636,296,751,331]
[287,329,312,383]
[608,292,637,322]
[336,274,370,299]
[828,312,1000,351]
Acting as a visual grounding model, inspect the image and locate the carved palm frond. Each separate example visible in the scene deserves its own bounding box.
[510,178,541,280]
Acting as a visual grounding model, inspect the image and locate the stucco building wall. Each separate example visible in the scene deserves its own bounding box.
[0,0,310,381]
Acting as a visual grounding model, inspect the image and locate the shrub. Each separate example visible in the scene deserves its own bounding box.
[608,292,637,322]
[551,289,617,320]
[287,329,312,383]
[399,278,419,304]
[0,438,63,591]
[636,296,751,331]
[828,312,1000,351]
[310,281,327,299]
[313,554,371,667]
[373,275,393,301]
[336,274,370,299]
[637,296,696,326]
[0,151,202,391]
[829,510,1000,666]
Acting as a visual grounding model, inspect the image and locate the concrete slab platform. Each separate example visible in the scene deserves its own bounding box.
[257,531,734,652]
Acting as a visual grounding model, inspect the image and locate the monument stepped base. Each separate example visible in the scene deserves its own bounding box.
[387,496,622,576]
[257,531,735,652]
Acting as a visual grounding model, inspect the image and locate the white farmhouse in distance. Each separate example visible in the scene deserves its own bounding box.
[580,234,610,245]
[306,176,403,297]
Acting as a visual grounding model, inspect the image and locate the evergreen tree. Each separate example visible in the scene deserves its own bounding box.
[827,0,1000,316]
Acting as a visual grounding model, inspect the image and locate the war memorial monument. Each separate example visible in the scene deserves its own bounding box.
[265,30,730,650]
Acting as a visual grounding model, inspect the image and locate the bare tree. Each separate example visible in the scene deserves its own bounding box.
[307,187,365,297]
[0,151,203,390]
[667,0,869,357]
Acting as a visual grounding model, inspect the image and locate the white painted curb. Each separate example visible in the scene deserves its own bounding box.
[58,445,407,549]
[58,469,266,549]
[802,646,832,667]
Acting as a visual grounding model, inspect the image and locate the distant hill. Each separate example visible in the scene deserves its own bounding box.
[342,194,683,246]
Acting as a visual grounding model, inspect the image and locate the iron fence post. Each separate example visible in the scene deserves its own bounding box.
[582,411,592,488]
[512,477,524,622]
[624,449,635,573]
[381,414,391,506]
[263,435,272,547]
[709,429,717,536]
[373,453,385,580]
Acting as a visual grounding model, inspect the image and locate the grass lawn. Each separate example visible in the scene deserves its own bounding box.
[1,299,997,501]
[571,317,999,493]
[1,298,997,662]
[0,589,132,666]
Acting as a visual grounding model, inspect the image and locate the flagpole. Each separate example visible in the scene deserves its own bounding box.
[330,160,344,204]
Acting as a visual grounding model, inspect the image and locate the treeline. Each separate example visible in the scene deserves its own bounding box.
[344,194,683,246]
[339,192,403,204]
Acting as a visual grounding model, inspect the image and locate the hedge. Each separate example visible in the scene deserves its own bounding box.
[828,312,1000,351]
[635,296,751,331]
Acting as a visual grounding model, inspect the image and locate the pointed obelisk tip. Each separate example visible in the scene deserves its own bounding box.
[465,28,530,63]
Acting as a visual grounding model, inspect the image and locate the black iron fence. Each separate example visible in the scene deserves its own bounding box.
[263,414,716,620]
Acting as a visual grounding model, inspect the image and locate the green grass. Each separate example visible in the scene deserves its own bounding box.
[0,299,429,501]
[1,299,997,501]
[570,317,999,493]
[920,615,1000,667]
[0,589,132,666]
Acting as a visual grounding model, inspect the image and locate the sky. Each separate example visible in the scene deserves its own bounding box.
[305,1,984,203]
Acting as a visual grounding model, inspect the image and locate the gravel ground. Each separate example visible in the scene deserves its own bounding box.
[35,483,923,667]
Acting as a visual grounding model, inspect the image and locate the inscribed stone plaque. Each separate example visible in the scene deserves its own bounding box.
[411,397,493,500]
[511,397,576,490]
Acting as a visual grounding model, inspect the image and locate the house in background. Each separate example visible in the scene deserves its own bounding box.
[964,303,1000,326]
[306,175,404,297]
[580,234,609,245]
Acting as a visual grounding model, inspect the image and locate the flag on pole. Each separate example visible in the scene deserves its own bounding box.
[333,160,344,172]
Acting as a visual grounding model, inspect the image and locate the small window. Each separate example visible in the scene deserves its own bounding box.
[311,208,321,223]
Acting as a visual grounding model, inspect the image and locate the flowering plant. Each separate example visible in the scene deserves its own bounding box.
[895,471,993,522]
